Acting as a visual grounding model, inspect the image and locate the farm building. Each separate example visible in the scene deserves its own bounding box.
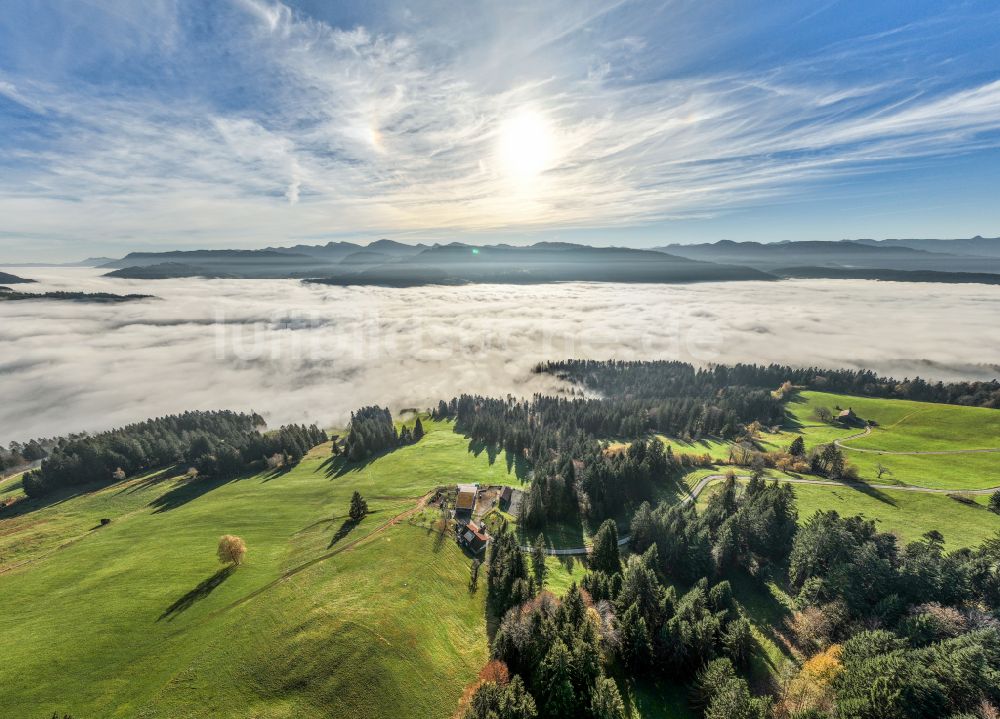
[499,486,513,510]
[454,483,478,517]
[838,407,858,423]
[457,519,490,554]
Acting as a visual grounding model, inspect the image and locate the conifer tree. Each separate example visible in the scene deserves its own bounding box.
[349,491,369,522]
[590,519,621,576]
[531,533,547,588]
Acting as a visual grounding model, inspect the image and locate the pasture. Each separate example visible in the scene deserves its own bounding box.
[0,420,509,719]
[758,391,1000,490]
[696,478,1000,550]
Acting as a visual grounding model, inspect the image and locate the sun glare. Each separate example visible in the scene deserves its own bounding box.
[497,109,555,182]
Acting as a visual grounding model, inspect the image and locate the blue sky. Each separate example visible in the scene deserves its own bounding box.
[1,0,999,261]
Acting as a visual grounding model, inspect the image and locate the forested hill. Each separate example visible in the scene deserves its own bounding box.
[0,271,35,284]
[436,360,999,529]
[20,411,327,498]
[0,287,155,303]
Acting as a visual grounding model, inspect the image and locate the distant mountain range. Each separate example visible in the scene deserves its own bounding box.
[656,238,1000,273]
[104,241,769,285]
[853,235,1000,258]
[1,257,116,268]
[89,235,1000,286]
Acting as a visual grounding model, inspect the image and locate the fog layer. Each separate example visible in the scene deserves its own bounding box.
[2,268,998,442]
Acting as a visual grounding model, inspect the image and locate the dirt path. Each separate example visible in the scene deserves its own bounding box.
[835,424,1000,455]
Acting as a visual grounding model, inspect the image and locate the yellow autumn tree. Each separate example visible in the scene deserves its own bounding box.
[779,644,843,716]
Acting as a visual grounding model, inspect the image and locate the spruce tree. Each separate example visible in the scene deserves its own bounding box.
[990,490,1000,515]
[590,519,621,576]
[531,533,547,588]
[349,491,368,522]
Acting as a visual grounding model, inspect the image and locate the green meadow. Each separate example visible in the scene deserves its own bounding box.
[1,395,997,718]
[696,478,1000,550]
[757,391,1000,490]
[0,420,516,719]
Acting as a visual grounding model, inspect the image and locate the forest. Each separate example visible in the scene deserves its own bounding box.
[538,360,1000,409]
[447,360,1000,719]
[342,405,425,460]
[20,411,326,498]
[471,475,1000,719]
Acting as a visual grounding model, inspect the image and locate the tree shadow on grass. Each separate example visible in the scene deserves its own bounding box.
[432,523,448,553]
[148,474,238,513]
[834,478,898,506]
[114,466,179,495]
[729,570,798,690]
[323,447,398,479]
[558,554,577,575]
[158,565,235,621]
[467,438,501,466]
[657,475,690,504]
[328,517,360,548]
[505,451,532,483]
[260,464,293,482]
[0,483,89,520]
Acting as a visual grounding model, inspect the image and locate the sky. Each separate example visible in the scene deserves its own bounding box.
[1,0,1000,262]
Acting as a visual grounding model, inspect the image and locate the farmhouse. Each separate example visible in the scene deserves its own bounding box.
[838,407,858,423]
[456,519,490,554]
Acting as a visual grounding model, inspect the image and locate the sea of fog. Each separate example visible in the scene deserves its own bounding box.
[2,267,999,442]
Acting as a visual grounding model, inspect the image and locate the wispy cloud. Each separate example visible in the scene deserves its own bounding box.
[0,0,999,256]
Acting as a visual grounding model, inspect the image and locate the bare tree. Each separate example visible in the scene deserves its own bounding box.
[217,535,247,566]
[875,463,892,480]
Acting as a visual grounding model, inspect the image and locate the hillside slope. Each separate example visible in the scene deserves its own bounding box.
[0,421,522,719]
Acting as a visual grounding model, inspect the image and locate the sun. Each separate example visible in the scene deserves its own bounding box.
[496,109,555,182]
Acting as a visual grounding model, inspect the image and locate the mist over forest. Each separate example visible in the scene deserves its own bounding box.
[2,267,998,443]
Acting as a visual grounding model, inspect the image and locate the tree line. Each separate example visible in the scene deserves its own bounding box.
[538,359,1000,409]
[21,411,327,498]
[341,406,424,461]
[0,437,54,472]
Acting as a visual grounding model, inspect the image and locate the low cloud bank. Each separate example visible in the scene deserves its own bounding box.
[1,268,998,442]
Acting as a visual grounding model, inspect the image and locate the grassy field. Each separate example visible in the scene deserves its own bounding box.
[657,435,734,462]
[696,478,1000,549]
[797,392,1000,453]
[792,483,1000,549]
[0,418,696,719]
[755,391,1000,490]
[0,420,517,719]
[3,396,995,718]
